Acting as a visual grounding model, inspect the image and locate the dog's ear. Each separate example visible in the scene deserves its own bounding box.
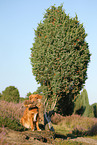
[29,94,42,101]
[37,94,42,99]
[29,94,34,101]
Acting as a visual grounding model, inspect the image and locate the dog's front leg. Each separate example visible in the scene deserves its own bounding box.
[36,114,41,131]
[30,117,34,131]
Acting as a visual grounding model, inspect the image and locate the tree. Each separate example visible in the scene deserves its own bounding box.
[30,5,91,129]
[0,93,2,99]
[74,89,94,117]
[26,92,32,99]
[91,103,97,118]
[2,86,20,103]
[33,86,43,96]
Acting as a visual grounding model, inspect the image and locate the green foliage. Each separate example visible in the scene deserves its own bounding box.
[91,103,97,118]
[74,89,94,117]
[26,92,32,99]
[33,86,43,96]
[0,116,25,131]
[30,5,91,113]
[19,97,26,102]
[88,105,94,118]
[0,93,2,99]
[19,92,32,102]
[2,86,20,103]
[81,89,89,117]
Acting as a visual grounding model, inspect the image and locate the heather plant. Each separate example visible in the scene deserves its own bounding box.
[0,100,26,131]
[2,86,20,103]
[87,123,97,136]
[53,114,97,137]
[72,122,97,136]
[57,115,97,131]
[0,127,7,145]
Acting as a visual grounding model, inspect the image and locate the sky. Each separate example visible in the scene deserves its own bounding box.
[0,0,97,105]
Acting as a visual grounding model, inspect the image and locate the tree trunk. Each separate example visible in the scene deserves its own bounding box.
[43,95,58,131]
[44,111,55,132]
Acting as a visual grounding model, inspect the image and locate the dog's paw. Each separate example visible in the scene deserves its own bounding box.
[37,129,41,131]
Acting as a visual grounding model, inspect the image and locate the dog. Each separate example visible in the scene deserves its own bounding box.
[20,94,42,131]
[29,94,42,105]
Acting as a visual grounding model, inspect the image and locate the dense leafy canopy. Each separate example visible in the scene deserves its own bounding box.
[2,86,20,103]
[30,5,91,113]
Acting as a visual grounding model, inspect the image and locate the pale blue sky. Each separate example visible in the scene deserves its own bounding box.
[0,0,97,105]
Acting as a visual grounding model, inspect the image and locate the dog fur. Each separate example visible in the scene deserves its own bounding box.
[20,94,42,131]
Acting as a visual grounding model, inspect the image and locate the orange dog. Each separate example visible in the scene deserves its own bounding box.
[20,94,42,131]
[29,94,42,105]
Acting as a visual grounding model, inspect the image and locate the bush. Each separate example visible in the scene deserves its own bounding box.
[2,86,20,103]
[74,89,94,117]
[30,4,91,113]
[0,93,2,98]
[0,100,26,131]
[87,123,97,136]
[51,112,64,124]
[0,117,25,131]
[91,103,97,118]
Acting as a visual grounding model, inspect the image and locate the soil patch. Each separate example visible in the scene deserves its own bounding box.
[0,127,97,145]
[71,137,97,145]
[0,127,54,145]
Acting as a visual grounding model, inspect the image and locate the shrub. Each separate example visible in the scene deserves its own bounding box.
[74,89,94,117]
[51,112,64,124]
[2,86,20,103]
[58,114,97,131]
[30,4,91,113]
[73,121,97,136]
[87,105,94,118]
[26,92,32,98]
[0,117,25,131]
[0,100,26,131]
[87,123,97,136]
[91,103,97,118]
[0,93,2,98]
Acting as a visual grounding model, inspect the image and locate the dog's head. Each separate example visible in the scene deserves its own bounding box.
[24,100,37,108]
[29,94,42,108]
[29,94,42,102]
